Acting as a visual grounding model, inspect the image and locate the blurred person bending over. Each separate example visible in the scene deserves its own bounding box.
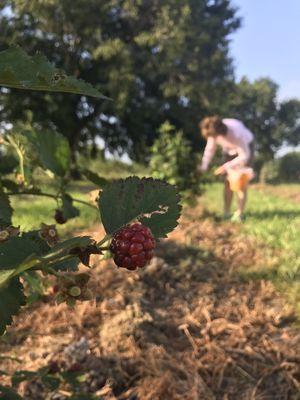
[199,116,255,221]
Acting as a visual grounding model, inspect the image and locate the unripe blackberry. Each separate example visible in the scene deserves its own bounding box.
[54,209,66,224]
[110,223,155,270]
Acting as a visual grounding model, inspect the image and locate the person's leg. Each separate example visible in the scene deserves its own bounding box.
[236,188,247,217]
[224,178,233,217]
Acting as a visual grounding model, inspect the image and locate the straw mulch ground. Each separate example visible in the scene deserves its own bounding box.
[1,205,299,399]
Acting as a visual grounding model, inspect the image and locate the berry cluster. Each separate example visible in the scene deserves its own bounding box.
[110,223,156,270]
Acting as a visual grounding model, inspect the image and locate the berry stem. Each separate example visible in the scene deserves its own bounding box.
[97,234,112,247]
[6,191,98,210]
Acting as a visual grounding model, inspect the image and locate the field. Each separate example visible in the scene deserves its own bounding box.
[203,183,300,311]
[1,179,300,399]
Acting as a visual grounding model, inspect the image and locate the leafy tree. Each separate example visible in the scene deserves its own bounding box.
[228,77,300,174]
[278,152,300,182]
[0,0,240,161]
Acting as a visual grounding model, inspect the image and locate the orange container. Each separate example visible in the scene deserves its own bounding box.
[227,167,255,192]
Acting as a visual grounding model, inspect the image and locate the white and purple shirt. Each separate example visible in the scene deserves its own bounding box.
[201,118,254,171]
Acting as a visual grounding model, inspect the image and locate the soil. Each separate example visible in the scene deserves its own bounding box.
[1,204,300,400]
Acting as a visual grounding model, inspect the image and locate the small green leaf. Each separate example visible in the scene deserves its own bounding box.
[0,46,107,98]
[81,169,108,188]
[41,375,61,390]
[0,384,24,400]
[61,194,80,221]
[0,277,26,335]
[98,177,181,238]
[23,129,71,177]
[0,187,13,227]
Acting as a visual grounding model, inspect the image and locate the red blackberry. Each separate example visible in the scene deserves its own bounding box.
[110,223,155,270]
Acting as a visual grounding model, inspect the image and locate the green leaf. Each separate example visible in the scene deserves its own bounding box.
[0,234,87,286]
[41,375,61,391]
[0,232,51,282]
[81,169,108,188]
[62,194,80,221]
[0,153,19,175]
[0,187,13,227]
[24,271,44,295]
[51,258,79,272]
[11,371,36,386]
[0,46,107,98]
[23,129,71,177]
[45,236,93,259]
[69,395,98,400]
[98,177,181,238]
[12,367,61,390]
[0,236,40,271]
[0,385,24,400]
[40,236,93,271]
[22,231,51,255]
[0,277,26,336]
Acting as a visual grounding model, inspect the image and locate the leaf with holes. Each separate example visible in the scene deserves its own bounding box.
[0,277,26,335]
[98,177,181,238]
[0,46,107,98]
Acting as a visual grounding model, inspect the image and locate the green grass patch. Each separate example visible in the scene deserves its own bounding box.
[203,183,300,311]
[10,159,150,237]
[11,184,99,237]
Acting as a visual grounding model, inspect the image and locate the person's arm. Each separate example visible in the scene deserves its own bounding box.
[222,142,251,170]
[200,136,217,171]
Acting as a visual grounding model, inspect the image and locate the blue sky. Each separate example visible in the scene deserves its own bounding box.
[231,0,300,100]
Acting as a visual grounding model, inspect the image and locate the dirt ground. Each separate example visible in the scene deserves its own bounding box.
[1,204,300,400]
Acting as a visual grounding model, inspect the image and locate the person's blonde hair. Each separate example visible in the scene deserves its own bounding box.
[199,116,227,138]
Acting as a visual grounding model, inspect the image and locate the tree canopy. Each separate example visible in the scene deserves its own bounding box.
[0,0,240,160]
[228,77,300,168]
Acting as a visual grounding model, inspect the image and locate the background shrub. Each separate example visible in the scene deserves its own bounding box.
[150,121,201,201]
[278,152,300,182]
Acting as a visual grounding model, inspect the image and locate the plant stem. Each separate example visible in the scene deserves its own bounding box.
[97,234,111,247]
[6,191,98,210]
[6,134,25,179]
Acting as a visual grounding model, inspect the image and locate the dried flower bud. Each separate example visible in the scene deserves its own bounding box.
[0,226,20,242]
[40,223,59,246]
